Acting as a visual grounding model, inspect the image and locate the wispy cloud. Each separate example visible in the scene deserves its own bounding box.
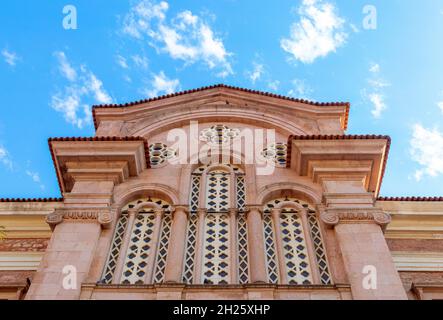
[116,55,129,69]
[410,124,443,181]
[246,62,264,84]
[122,0,233,77]
[2,48,20,67]
[0,145,13,170]
[268,80,280,92]
[26,170,45,190]
[142,71,180,98]
[132,54,149,69]
[438,101,443,114]
[287,79,313,99]
[54,51,77,81]
[362,62,390,118]
[51,51,113,128]
[281,0,347,64]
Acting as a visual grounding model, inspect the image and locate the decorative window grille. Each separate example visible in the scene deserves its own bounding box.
[121,212,156,284]
[202,213,230,284]
[153,213,172,283]
[261,143,288,167]
[182,214,198,284]
[263,197,331,285]
[236,175,246,211]
[200,125,240,145]
[206,171,230,212]
[307,210,332,284]
[148,143,177,167]
[101,197,172,285]
[280,211,312,284]
[263,214,279,284]
[101,213,128,284]
[185,164,247,285]
[237,213,249,284]
[190,175,201,213]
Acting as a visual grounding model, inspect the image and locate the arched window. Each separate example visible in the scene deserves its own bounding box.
[263,197,332,285]
[182,164,248,284]
[100,198,172,284]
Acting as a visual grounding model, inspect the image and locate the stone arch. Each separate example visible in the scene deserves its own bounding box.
[257,182,322,206]
[130,112,315,138]
[113,182,180,214]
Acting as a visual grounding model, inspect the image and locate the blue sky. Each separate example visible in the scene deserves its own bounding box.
[0,0,443,198]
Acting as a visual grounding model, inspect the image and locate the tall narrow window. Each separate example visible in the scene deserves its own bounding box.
[121,212,156,284]
[279,210,312,284]
[263,197,331,285]
[184,164,247,284]
[202,213,230,284]
[206,170,230,212]
[101,198,172,285]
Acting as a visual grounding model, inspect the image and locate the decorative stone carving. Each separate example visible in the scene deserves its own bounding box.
[46,208,114,230]
[45,212,64,231]
[320,208,391,231]
[319,211,340,227]
[98,211,113,229]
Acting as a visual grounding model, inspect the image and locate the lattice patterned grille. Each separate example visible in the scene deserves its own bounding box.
[182,214,198,284]
[200,125,240,145]
[101,213,128,284]
[190,175,201,213]
[153,213,172,283]
[122,197,172,212]
[264,197,331,285]
[261,143,288,167]
[202,213,230,284]
[236,175,246,211]
[149,143,177,167]
[206,171,230,212]
[307,210,332,284]
[237,213,249,284]
[121,213,155,284]
[263,214,279,284]
[280,212,312,284]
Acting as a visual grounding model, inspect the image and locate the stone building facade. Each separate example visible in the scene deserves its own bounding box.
[0,85,442,300]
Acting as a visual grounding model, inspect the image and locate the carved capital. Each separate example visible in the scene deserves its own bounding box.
[245,205,262,218]
[319,211,340,228]
[171,205,189,219]
[320,208,391,231]
[46,212,64,231]
[46,208,114,230]
[97,211,113,229]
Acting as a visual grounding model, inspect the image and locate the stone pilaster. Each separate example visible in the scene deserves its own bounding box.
[320,204,407,300]
[245,206,268,283]
[164,206,189,283]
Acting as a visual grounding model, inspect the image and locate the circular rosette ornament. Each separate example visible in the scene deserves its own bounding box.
[148,143,177,167]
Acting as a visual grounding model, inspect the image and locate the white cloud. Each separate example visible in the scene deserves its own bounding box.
[0,146,13,170]
[281,0,347,64]
[123,0,233,77]
[116,55,129,69]
[25,170,45,190]
[288,79,313,99]
[268,80,280,92]
[132,54,149,69]
[363,62,390,118]
[438,101,443,114]
[369,62,380,73]
[2,49,19,66]
[51,51,113,128]
[142,71,180,98]
[368,93,386,118]
[410,124,443,181]
[247,63,264,84]
[54,51,77,81]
